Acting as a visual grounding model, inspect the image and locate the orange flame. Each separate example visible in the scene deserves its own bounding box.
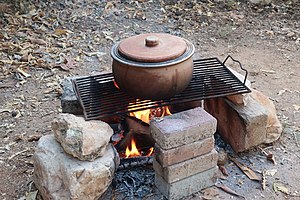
[125,139,141,158]
[129,105,172,124]
[146,147,154,157]
[129,109,150,123]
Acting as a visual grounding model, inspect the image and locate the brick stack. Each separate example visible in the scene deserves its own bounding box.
[150,107,218,200]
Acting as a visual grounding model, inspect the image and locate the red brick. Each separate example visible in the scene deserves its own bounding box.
[150,107,217,150]
[153,149,218,183]
[155,137,214,167]
[204,97,268,152]
[155,167,217,200]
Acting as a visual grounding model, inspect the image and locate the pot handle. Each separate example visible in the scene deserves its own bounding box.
[223,55,248,85]
[145,36,159,47]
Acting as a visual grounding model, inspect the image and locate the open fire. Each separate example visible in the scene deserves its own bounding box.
[112,80,172,158]
[114,106,171,158]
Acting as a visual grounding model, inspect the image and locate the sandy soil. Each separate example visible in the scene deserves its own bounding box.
[0,0,299,199]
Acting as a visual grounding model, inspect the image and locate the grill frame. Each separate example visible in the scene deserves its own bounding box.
[72,56,251,120]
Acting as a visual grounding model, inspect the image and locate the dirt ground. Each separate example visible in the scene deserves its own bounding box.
[0,0,299,199]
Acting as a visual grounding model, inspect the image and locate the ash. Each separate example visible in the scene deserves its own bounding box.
[101,164,165,200]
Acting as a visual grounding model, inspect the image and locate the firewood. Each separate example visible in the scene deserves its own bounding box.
[122,116,150,135]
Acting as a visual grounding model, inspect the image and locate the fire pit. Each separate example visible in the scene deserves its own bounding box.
[62,55,251,199]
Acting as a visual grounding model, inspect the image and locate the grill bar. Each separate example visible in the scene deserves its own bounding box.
[72,57,251,120]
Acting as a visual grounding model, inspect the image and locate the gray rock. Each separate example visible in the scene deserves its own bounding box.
[52,113,113,161]
[61,77,83,115]
[33,135,119,200]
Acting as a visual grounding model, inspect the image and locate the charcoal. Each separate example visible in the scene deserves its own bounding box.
[118,156,153,170]
[113,166,156,199]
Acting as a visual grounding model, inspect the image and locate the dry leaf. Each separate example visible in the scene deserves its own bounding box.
[0,60,13,64]
[261,69,276,74]
[83,51,106,57]
[215,183,245,198]
[230,157,260,181]
[17,68,31,78]
[278,89,286,96]
[20,53,34,62]
[54,29,72,36]
[25,190,38,200]
[202,187,219,200]
[104,2,114,13]
[293,105,300,111]
[218,165,229,176]
[29,37,47,45]
[59,56,76,71]
[273,182,289,194]
[265,169,277,176]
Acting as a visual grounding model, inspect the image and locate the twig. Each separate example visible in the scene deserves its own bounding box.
[8,148,30,160]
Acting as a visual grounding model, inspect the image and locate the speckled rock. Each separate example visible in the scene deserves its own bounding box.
[33,135,119,200]
[52,113,113,161]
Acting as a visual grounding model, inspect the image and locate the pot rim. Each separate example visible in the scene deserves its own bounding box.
[111,39,195,68]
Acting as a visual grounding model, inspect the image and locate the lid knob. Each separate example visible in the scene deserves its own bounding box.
[145,36,159,47]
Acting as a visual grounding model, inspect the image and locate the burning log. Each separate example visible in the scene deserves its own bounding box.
[115,116,155,152]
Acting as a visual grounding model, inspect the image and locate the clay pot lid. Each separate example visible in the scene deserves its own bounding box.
[118,33,187,63]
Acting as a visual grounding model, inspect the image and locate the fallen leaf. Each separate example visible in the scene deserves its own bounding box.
[54,29,72,36]
[0,60,13,64]
[215,183,245,198]
[29,37,47,45]
[230,157,260,181]
[278,89,286,96]
[202,187,219,200]
[218,165,229,176]
[265,169,277,176]
[20,53,34,62]
[17,68,31,78]
[104,2,114,13]
[273,182,289,194]
[0,109,11,113]
[25,190,38,200]
[59,56,76,71]
[293,105,300,111]
[261,69,276,74]
[83,51,106,57]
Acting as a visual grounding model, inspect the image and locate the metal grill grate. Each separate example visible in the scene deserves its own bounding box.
[72,56,251,120]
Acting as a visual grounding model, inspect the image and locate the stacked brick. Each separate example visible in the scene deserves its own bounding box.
[150,107,218,200]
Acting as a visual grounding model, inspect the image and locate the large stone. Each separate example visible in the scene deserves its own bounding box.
[61,77,83,115]
[205,97,268,152]
[155,167,217,200]
[153,149,218,183]
[250,89,282,143]
[52,113,113,161]
[155,137,214,167]
[150,107,217,150]
[33,135,119,200]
